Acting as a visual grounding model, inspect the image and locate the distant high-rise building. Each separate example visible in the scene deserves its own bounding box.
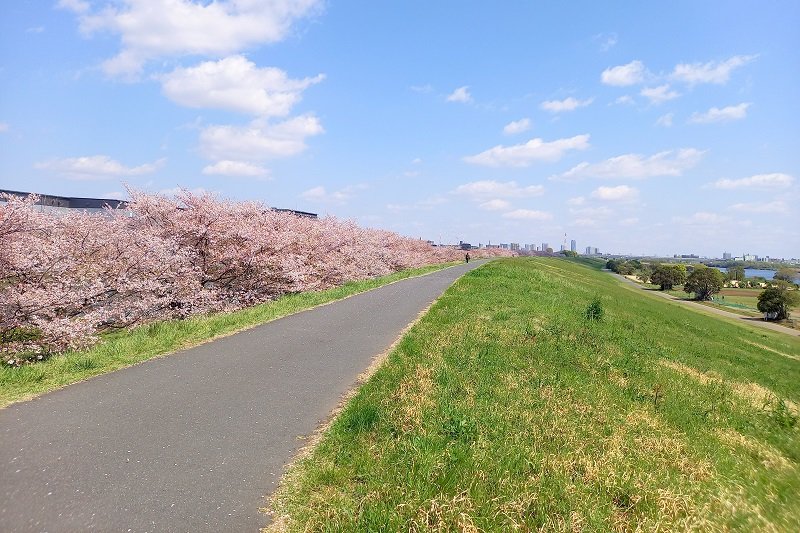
[542,242,548,252]
[593,247,599,255]
[570,239,576,252]
[723,252,732,259]
[585,246,592,255]
[560,244,566,251]
[510,243,520,251]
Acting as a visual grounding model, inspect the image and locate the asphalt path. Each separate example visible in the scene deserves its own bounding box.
[610,271,800,337]
[0,260,486,532]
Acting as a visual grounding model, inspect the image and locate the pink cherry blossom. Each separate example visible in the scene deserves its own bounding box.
[0,190,513,362]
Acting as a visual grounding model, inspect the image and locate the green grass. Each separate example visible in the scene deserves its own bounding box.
[268,258,800,532]
[0,262,457,408]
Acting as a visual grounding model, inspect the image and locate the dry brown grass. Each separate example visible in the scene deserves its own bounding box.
[659,360,799,415]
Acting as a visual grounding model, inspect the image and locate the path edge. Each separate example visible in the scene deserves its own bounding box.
[1,261,467,410]
[259,261,487,531]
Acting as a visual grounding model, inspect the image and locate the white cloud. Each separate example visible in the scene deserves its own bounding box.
[454,180,545,199]
[591,185,639,201]
[601,60,645,86]
[464,134,590,167]
[594,32,618,52]
[446,86,472,103]
[35,155,164,180]
[640,84,680,104]
[300,184,364,205]
[671,54,757,86]
[619,217,639,226]
[612,95,634,106]
[567,196,585,206]
[729,200,789,214]
[411,158,423,164]
[540,97,593,113]
[688,103,750,124]
[655,113,674,127]
[160,55,323,116]
[552,148,704,181]
[503,118,531,135]
[410,84,433,93]
[57,0,89,13]
[202,160,269,178]
[199,115,323,162]
[69,0,322,76]
[502,209,552,221]
[0,122,8,133]
[673,212,730,225]
[479,199,512,211]
[711,173,794,190]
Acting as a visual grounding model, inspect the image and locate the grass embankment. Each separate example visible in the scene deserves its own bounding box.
[268,258,800,531]
[0,262,457,408]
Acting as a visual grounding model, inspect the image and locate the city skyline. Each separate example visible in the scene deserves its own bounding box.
[1,1,798,258]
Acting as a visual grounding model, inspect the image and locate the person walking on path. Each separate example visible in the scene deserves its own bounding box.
[465,252,470,263]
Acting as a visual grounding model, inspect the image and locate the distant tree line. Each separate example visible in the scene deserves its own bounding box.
[606,259,798,321]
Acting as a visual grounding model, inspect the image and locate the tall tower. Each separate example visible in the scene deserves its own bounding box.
[570,239,576,252]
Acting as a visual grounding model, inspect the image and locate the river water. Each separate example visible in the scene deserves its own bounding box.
[714,267,800,284]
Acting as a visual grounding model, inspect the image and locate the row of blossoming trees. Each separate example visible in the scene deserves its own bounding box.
[1,190,511,363]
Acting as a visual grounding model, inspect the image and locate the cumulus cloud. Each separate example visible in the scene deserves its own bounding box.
[710,173,794,190]
[591,185,639,201]
[729,200,789,214]
[67,0,322,76]
[551,148,704,181]
[688,103,750,124]
[35,155,165,180]
[446,86,472,103]
[567,196,585,206]
[671,54,757,85]
[199,115,323,162]
[640,84,680,104]
[502,209,552,221]
[464,134,590,167]
[56,0,89,13]
[454,180,545,199]
[160,56,323,116]
[503,118,531,135]
[540,97,593,113]
[601,60,645,86]
[478,199,512,211]
[655,113,674,127]
[201,160,270,178]
[300,184,364,205]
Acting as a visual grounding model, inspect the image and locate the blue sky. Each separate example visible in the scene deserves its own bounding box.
[1,1,798,258]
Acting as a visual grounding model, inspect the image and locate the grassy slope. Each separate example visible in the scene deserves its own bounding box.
[269,258,800,532]
[0,262,456,408]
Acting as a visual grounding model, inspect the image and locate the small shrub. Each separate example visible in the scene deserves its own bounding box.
[585,298,605,321]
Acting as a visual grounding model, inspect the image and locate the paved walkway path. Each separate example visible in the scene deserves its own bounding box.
[0,261,486,532]
[610,272,800,337]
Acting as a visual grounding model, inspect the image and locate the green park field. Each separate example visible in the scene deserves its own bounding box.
[268,258,800,531]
